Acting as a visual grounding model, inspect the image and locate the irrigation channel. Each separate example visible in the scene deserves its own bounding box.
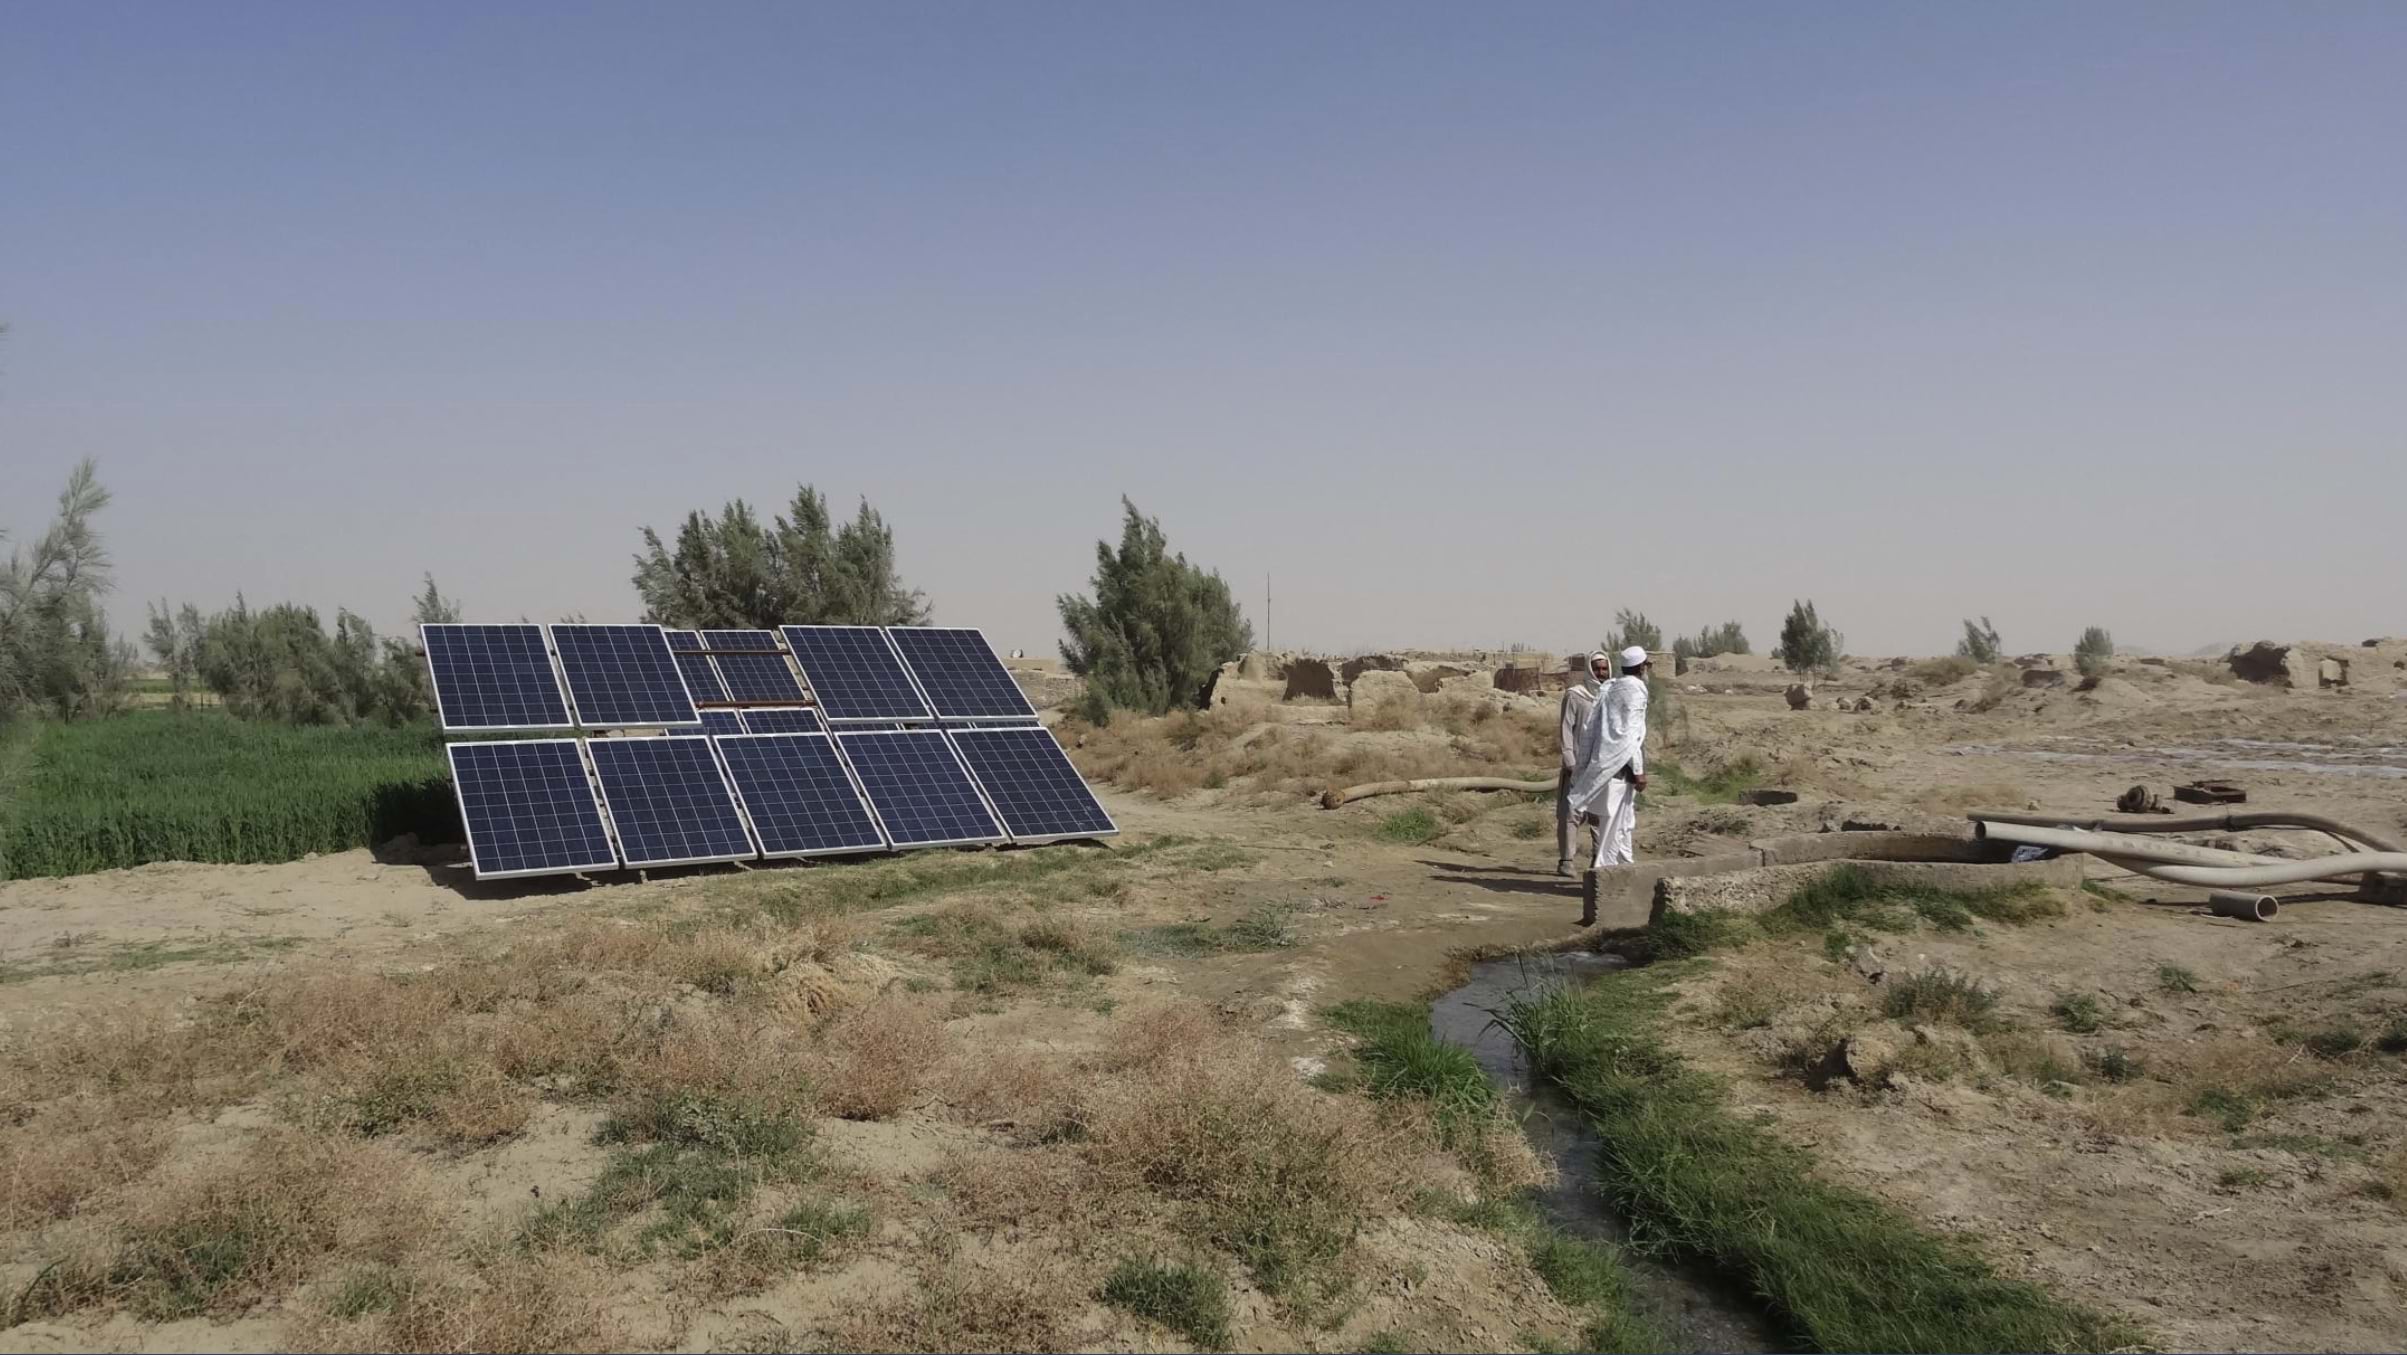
[1431,954,1779,1352]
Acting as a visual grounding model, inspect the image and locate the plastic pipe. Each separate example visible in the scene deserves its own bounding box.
[2207,890,2279,921]
[1972,821,2287,869]
[2105,855,2407,887]
[1966,809,2405,856]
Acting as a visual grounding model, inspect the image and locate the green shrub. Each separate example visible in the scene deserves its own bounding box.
[2053,993,2107,1034]
[2305,1024,2364,1059]
[1099,1256,1233,1348]
[2157,964,2201,994]
[1956,617,2002,665]
[1375,807,1442,844]
[2074,627,2114,679]
[0,712,456,879]
[1885,969,2000,1029]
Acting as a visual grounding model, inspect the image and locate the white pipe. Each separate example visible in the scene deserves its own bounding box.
[2109,855,2407,887]
[1973,821,2287,869]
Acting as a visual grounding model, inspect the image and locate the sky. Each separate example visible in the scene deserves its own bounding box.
[4,1,2403,660]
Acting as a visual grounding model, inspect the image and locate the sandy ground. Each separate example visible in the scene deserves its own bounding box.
[5,651,2407,1350]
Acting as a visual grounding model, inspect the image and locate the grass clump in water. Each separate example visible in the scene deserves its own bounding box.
[1324,999,1494,1146]
[1098,1256,1234,1349]
[1491,969,2142,1353]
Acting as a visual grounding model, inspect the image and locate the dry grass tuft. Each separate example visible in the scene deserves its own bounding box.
[812,995,948,1120]
[1,1116,171,1230]
[827,1262,1080,1354]
[1080,1003,1404,1304]
[935,1047,1082,1141]
[293,1244,627,1354]
[16,1130,436,1325]
[1068,701,1553,802]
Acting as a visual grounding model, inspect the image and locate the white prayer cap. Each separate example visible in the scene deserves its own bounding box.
[1619,645,1650,670]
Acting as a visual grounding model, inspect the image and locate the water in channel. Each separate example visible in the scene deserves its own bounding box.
[1429,952,1782,1354]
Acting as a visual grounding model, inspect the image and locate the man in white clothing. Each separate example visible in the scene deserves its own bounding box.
[1567,646,1652,921]
[1555,652,1611,876]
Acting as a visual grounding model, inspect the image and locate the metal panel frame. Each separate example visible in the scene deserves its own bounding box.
[943,727,1120,846]
[831,727,1008,849]
[445,737,621,880]
[662,629,732,705]
[886,625,1039,721]
[780,624,936,725]
[584,734,759,869]
[547,623,702,729]
[711,732,892,860]
[737,706,823,735]
[421,624,576,733]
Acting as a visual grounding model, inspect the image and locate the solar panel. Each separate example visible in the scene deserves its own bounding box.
[740,707,823,735]
[662,630,729,704]
[782,626,932,723]
[887,627,1037,721]
[681,710,746,735]
[551,625,699,728]
[714,734,887,858]
[421,624,573,731]
[699,628,783,652]
[834,729,1005,847]
[948,727,1118,842]
[584,736,757,867]
[716,653,807,703]
[446,739,618,879]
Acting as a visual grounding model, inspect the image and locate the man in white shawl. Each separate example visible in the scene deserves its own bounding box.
[1554,651,1611,877]
[1567,647,1652,911]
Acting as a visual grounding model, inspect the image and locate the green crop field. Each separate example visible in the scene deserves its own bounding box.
[0,712,460,880]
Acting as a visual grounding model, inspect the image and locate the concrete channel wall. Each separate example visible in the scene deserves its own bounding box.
[1583,831,2085,930]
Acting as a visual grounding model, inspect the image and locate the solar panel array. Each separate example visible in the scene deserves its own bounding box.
[422,625,574,731]
[949,726,1118,842]
[446,740,618,878]
[586,737,758,868]
[552,625,699,727]
[885,627,1038,720]
[836,729,1006,848]
[663,630,730,703]
[715,733,887,858]
[428,620,1110,879]
[781,626,932,722]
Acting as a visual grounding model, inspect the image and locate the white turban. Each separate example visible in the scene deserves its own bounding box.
[1619,645,1650,671]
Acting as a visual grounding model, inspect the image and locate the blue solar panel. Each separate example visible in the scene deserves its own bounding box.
[739,707,822,735]
[714,734,887,859]
[834,729,1005,847]
[585,737,757,867]
[887,627,1037,721]
[699,629,782,652]
[446,739,618,879]
[782,626,931,723]
[551,625,699,728]
[421,625,572,731]
[673,710,748,735]
[948,727,1117,842]
[663,630,730,704]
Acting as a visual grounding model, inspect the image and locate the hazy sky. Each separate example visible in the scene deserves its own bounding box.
[5,2,2402,659]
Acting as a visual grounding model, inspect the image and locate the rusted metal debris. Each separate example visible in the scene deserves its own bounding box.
[2116,784,2172,814]
[2174,780,2248,805]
